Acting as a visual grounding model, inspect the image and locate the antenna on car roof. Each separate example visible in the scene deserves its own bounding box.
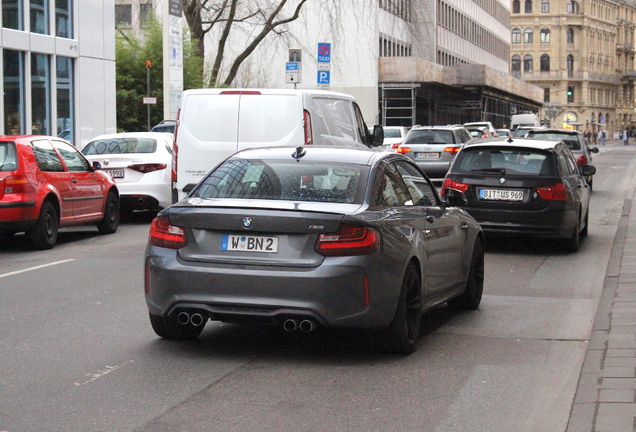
[292,146,306,159]
[507,137,514,143]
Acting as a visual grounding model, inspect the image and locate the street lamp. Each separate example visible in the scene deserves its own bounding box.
[543,103,562,128]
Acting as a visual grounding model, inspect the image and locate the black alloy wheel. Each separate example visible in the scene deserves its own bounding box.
[97,191,120,234]
[28,201,58,250]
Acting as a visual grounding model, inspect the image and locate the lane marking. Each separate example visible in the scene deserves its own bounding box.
[0,259,75,279]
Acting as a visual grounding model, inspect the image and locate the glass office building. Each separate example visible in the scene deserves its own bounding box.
[1,0,116,146]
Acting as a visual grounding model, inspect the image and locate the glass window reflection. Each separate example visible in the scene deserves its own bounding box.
[55,0,72,38]
[3,49,26,135]
[56,56,74,144]
[30,0,49,34]
[31,53,51,135]
[2,0,23,30]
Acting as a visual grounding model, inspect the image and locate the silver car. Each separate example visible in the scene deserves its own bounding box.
[145,146,484,353]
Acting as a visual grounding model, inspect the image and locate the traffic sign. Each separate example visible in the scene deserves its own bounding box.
[286,71,300,84]
[317,70,330,84]
[286,62,299,71]
[143,97,157,104]
[318,43,331,63]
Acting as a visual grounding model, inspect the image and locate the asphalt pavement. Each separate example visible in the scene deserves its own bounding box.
[567,138,636,432]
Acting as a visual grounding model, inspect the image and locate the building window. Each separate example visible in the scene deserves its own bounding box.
[56,57,74,144]
[30,0,49,34]
[56,0,72,38]
[541,0,549,12]
[3,49,25,135]
[140,3,153,27]
[544,88,550,102]
[2,0,23,30]
[512,55,521,77]
[31,53,51,135]
[540,54,550,71]
[540,28,550,43]
[567,28,574,44]
[567,54,574,77]
[379,0,411,21]
[513,0,520,13]
[512,28,521,44]
[524,55,533,72]
[524,28,533,44]
[524,0,532,13]
[567,1,579,13]
[115,4,132,27]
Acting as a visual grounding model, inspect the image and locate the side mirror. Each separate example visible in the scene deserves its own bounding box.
[580,165,596,176]
[92,161,102,170]
[371,125,384,147]
[444,188,468,206]
[590,146,599,154]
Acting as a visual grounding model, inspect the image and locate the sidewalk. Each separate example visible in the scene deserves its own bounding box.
[567,139,636,432]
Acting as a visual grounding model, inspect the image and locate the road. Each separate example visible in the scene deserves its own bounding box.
[1,142,635,432]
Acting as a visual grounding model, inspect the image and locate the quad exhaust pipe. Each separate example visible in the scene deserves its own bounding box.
[177,311,206,326]
[283,318,317,333]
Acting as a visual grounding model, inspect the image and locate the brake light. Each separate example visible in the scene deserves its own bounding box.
[172,109,180,183]
[149,215,187,249]
[396,146,412,154]
[4,175,32,194]
[303,109,313,145]
[315,225,380,257]
[390,142,402,150]
[577,155,588,166]
[537,183,566,201]
[128,163,167,173]
[441,178,469,194]
[444,146,461,155]
[219,90,262,95]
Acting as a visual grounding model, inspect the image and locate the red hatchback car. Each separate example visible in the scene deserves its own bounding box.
[0,135,120,249]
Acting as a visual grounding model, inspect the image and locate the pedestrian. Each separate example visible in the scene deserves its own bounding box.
[600,130,606,146]
[623,129,629,145]
[592,131,598,146]
[585,131,591,145]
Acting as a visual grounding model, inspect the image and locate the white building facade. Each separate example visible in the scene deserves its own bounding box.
[1,0,116,147]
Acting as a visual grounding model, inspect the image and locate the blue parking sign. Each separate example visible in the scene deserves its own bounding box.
[317,70,330,84]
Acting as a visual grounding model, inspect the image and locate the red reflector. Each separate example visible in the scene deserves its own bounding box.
[537,183,566,201]
[303,109,313,145]
[219,90,262,95]
[577,155,588,166]
[128,163,167,173]
[363,275,370,307]
[444,146,461,155]
[396,146,412,154]
[4,175,32,194]
[315,225,380,257]
[441,178,469,194]
[149,215,187,249]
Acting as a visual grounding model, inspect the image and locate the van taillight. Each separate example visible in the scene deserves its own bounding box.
[537,183,566,201]
[577,155,588,166]
[149,215,187,249]
[315,225,380,257]
[303,109,313,145]
[441,178,469,194]
[4,175,32,194]
[172,109,180,183]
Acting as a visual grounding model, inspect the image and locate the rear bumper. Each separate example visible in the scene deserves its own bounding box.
[116,182,171,209]
[413,161,452,179]
[466,206,575,238]
[0,201,38,233]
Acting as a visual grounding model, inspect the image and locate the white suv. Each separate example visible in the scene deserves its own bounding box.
[463,121,497,137]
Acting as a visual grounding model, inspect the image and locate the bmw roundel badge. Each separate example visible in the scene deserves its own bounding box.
[499,178,506,184]
[242,217,253,228]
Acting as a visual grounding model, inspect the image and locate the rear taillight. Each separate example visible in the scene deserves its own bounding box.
[537,183,566,201]
[172,109,180,183]
[577,155,588,166]
[444,146,461,155]
[4,175,32,194]
[396,146,412,154]
[390,142,402,150]
[315,225,380,257]
[128,163,167,173]
[149,215,187,249]
[441,178,469,195]
[303,109,313,145]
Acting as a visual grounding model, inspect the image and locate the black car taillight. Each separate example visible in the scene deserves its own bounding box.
[441,178,469,195]
[128,163,167,174]
[537,183,566,201]
[149,215,187,249]
[315,224,380,257]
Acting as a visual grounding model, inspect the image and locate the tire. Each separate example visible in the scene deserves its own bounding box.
[581,208,589,237]
[28,201,58,250]
[448,237,484,310]
[97,191,120,234]
[149,313,204,340]
[380,262,422,354]
[564,213,581,253]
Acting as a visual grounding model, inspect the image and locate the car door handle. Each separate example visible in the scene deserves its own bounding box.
[461,223,469,229]
[425,215,435,223]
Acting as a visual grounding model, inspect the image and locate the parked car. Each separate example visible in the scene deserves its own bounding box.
[150,120,175,133]
[464,121,497,136]
[145,146,484,353]
[395,124,473,180]
[0,135,120,249]
[441,137,595,252]
[524,128,599,189]
[496,128,511,137]
[465,126,490,139]
[81,132,174,216]
[381,126,409,151]
[173,88,384,201]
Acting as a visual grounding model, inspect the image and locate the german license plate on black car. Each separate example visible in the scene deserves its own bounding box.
[479,188,524,201]
[221,234,279,253]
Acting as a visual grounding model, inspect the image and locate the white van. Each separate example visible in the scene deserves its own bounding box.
[172,88,384,200]
[510,113,541,130]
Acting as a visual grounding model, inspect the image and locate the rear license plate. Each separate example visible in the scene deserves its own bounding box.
[416,152,439,159]
[104,169,124,178]
[221,234,279,253]
[479,188,524,201]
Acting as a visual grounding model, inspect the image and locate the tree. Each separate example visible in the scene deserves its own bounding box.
[182,0,307,87]
[115,17,203,132]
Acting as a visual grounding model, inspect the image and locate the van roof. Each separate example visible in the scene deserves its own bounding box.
[180,88,355,100]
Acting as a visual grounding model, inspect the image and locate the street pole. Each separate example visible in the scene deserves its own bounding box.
[146,60,151,131]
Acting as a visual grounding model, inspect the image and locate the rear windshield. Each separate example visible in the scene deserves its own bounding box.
[405,130,454,144]
[0,142,18,171]
[453,147,556,176]
[384,128,403,138]
[193,159,369,204]
[82,138,157,155]
[525,131,581,150]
